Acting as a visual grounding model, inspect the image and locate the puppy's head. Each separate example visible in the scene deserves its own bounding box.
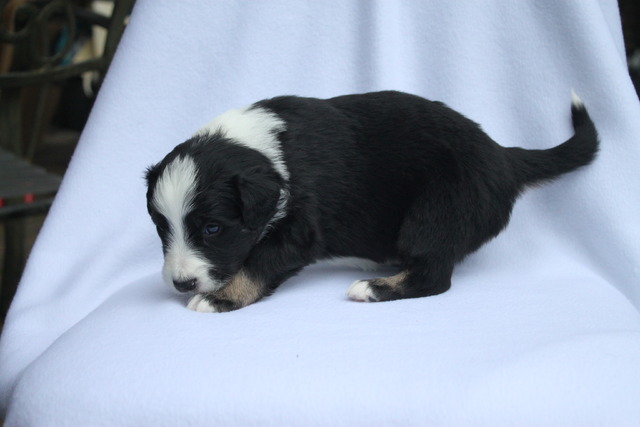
[145,135,285,294]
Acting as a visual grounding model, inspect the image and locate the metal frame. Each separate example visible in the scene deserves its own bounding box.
[1,0,134,158]
[0,0,135,317]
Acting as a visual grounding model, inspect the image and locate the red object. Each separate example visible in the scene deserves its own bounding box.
[0,198,4,207]
[23,193,35,204]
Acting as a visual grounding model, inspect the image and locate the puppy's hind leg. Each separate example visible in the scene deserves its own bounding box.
[347,189,460,303]
[346,258,454,302]
[347,271,409,302]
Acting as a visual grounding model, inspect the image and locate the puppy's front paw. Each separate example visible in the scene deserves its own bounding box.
[187,294,218,313]
[185,270,265,313]
[346,280,379,302]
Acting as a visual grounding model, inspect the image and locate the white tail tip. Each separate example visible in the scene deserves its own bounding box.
[571,90,584,108]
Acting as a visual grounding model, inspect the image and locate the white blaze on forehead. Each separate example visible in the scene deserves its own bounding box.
[196,105,289,181]
[152,155,220,292]
[152,155,199,226]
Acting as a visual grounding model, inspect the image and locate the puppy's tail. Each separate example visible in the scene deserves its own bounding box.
[507,91,599,187]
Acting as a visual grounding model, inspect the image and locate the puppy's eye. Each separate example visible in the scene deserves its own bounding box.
[203,223,221,235]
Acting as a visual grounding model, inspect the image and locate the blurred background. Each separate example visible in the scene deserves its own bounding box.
[0,0,134,322]
[0,0,638,326]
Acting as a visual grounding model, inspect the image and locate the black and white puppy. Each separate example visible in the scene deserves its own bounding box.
[145,90,598,312]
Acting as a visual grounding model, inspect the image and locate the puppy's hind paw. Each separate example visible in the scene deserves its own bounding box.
[346,280,379,302]
[186,294,218,313]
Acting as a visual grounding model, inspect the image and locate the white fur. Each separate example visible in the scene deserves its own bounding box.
[187,294,218,312]
[152,155,221,293]
[196,105,289,181]
[346,280,379,302]
[571,90,583,108]
[258,187,290,241]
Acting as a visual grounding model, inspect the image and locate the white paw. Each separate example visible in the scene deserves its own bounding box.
[346,280,379,302]
[186,294,218,313]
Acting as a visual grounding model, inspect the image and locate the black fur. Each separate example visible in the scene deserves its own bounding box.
[146,90,598,311]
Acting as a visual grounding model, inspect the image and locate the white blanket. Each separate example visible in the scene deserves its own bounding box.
[2,0,640,425]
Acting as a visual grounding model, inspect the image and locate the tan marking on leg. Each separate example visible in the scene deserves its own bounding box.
[213,269,264,308]
[377,270,408,291]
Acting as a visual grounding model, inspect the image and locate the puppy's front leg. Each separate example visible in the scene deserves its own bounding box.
[187,269,265,313]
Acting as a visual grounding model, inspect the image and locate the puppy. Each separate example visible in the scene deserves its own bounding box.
[145,90,598,312]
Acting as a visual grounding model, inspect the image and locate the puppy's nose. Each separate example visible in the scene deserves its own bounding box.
[173,278,197,293]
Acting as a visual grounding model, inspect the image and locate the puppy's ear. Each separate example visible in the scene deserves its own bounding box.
[235,167,281,231]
